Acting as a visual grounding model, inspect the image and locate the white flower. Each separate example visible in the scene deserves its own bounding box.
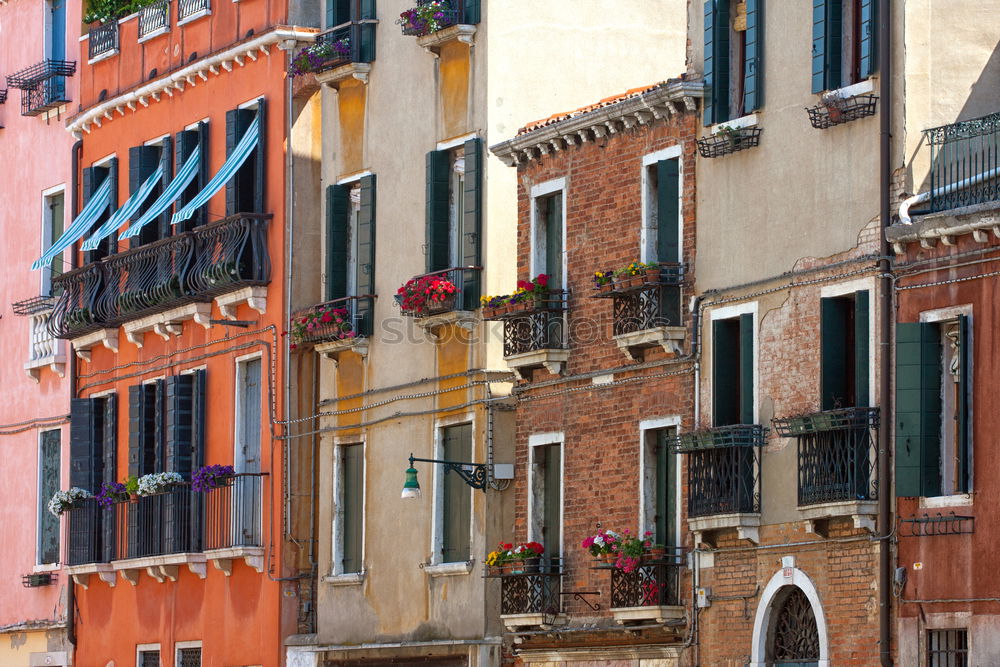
[594,535,605,547]
[136,472,184,497]
[48,487,93,517]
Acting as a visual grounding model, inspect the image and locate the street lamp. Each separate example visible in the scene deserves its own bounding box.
[401,453,496,498]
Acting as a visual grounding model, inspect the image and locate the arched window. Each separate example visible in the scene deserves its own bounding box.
[768,586,820,666]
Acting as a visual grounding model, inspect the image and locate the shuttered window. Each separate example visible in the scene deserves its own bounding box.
[812,0,876,93]
[704,0,763,124]
[460,0,479,24]
[649,159,681,325]
[340,443,364,573]
[69,395,115,563]
[712,313,754,425]
[440,423,472,563]
[820,291,869,409]
[128,141,171,247]
[651,429,676,547]
[83,159,118,264]
[425,150,451,273]
[38,430,61,564]
[225,99,266,216]
[530,442,562,559]
[356,175,377,332]
[325,176,376,335]
[461,139,483,309]
[175,122,208,228]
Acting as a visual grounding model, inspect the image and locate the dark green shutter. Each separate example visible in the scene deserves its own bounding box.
[895,323,941,497]
[812,0,843,93]
[462,139,482,309]
[129,145,163,247]
[39,430,62,564]
[957,315,972,492]
[327,0,350,27]
[742,0,763,115]
[226,108,257,216]
[254,98,266,214]
[225,109,239,215]
[544,194,563,289]
[542,444,562,559]
[654,430,675,547]
[656,159,680,263]
[342,444,364,573]
[425,150,451,273]
[325,184,351,301]
[156,137,173,238]
[356,175,376,335]
[164,374,195,475]
[854,291,870,406]
[101,395,117,486]
[712,319,740,426]
[80,167,95,265]
[739,313,754,424]
[70,397,101,491]
[441,423,471,562]
[192,369,207,469]
[128,384,159,478]
[175,128,201,227]
[703,0,730,125]
[820,296,848,410]
[104,158,119,257]
[351,0,376,63]
[461,0,480,24]
[858,0,876,79]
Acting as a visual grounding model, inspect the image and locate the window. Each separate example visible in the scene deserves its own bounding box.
[812,0,876,93]
[326,175,376,333]
[38,430,61,565]
[927,629,968,667]
[175,642,202,667]
[712,312,754,426]
[82,158,118,263]
[137,646,161,667]
[41,189,65,296]
[532,192,564,290]
[335,443,364,574]
[225,99,266,216]
[704,0,763,125]
[325,0,376,62]
[438,423,472,563]
[642,154,683,326]
[45,0,67,62]
[641,426,677,547]
[896,316,972,497]
[128,139,172,245]
[529,437,562,559]
[174,121,209,229]
[425,139,482,309]
[820,290,869,409]
[67,394,117,563]
[235,359,261,476]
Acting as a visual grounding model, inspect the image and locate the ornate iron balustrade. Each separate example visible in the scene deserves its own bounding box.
[28,311,59,362]
[66,499,109,565]
[593,264,683,336]
[204,473,265,550]
[676,424,764,517]
[489,290,567,357]
[11,295,55,316]
[604,551,684,608]
[138,0,170,38]
[312,24,354,71]
[401,0,459,35]
[178,0,210,21]
[49,214,271,339]
[396,266,482,317]
[773,407,879,506]
[924,112,1000,212]
[6,60,77,89]
[21,76,69,116]
[293,295,375,344]
[88,22,120,60]
[496,558,563,616]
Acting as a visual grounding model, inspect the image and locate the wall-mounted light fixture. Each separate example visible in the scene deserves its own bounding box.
[401,453,513,498]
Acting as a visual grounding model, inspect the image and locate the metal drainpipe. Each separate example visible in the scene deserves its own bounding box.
[878,0,894,664]
[66,137,82,649]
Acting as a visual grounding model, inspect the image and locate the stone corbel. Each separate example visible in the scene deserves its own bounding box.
[216,286,267,320]
[919,237,936,250]
[70,573,90,589]
[153,321,183,341]
[71,329,119,361]
[892,241,906,255]
[120,568,140,586]
[972,229,989,243]
[542,359,566,376]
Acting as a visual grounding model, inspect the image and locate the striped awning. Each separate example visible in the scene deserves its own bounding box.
[120,144,202,240]
[172,114,260,224]
[31,177,114,270]
[82,163,165,250]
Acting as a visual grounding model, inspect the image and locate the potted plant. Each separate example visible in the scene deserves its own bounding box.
[615,530,649,573]
[593,269,614,293]
[289,38,351,77]
[48,487,93,517]
[288,304,356,346]
[511,273,551,310]
[396,275,459,316]
[613,262,646,289]
[95,481,128,509]
[137,471,185,497]
[486,544,510,576]
[822,92,848,123]
[714,124,743,149]
[480,294,510,319]
[192,464,236,492]
[643,262,662,284]
[582,529,619,564]
[514,541,544,573]
[396,1,454,37]
[647,542,667,560]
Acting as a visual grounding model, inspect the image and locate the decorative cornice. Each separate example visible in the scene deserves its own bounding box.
[490,80,704,166]
[67,26,318,136]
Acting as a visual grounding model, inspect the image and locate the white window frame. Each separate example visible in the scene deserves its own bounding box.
[820,277,877,408]
[637,417,682,546]
[40,184,67,296]
[234,352,264,474]
[427,413,476,573]
[640,147,683,264]
[36,429,62,568]
[709,301,760,423]
[527,432,564,561]
[529,178,568,292]
[136,644,161,667]
[329,437,366,581]
[184,118,209,131]
[174,640,202,667]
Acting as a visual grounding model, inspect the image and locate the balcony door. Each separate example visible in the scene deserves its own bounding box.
[234,357,262,545]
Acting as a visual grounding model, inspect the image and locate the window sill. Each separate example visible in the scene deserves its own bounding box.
[613,326,686,362]
[24,353,66,380]
[122,302,213,348]
[415,309,478,336]
[138,26,170,44]
[323,571,366,586]
[64,563,117,589]
[504,348,569,380]
[88,49,119,65]
[611,605,685,625]
[315,62,371,88]
[423,561,474,577]
[111,552,207,585]
[819,79,874,100]
[33,563,61,573]
[204,546,264,575]
[69,328,119,361]
[415,23,477,53]
[709,113,758,135]
[501,612,566,631]
[689,512,761,546]
[798,500,877,535]
[919,494,973,509]
[177,8,211,27]
[314,336,369,360]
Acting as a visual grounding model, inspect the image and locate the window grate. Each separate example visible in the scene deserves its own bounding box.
[178,646,202,667]
[139,650,160,667]
[928,629,968,667]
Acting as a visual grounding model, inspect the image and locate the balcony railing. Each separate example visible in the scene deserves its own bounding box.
[49,214,271,339]
[395,266,482,317]
[494,557,563,616]
[925,112,1000,212]
[89,22,120,60]
[487,290,567,357]
[117,485,201,558]
[204,474,264,550]
[593,264,683,336]
[676,424,765,517]
[0,89,7,105]
[600,550,684,609]
[6,60,77,89]
[67,499,111,566]
[773,407,879,507]
[293,295,375,344]
[312,24,353,71]
[28,311,59,362]
[178,0,210,21]
[138,0,170,38]
[21,76,69,117]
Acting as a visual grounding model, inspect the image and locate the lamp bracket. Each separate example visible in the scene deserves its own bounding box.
[409,455,490,491]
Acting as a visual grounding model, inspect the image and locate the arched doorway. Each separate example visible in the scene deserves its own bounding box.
[749,567,830,667]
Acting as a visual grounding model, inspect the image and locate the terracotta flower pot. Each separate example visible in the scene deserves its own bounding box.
[501,561,514,575]
[628,275,645,288]
[644,267,661,284]
[602,552,616,564]
[599,282,614,293]
[523,557,541,573]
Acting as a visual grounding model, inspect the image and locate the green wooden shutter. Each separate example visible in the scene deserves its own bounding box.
[957,315,972,492]
[739,313,754,424]
[164,374,195,475]
[895,323,941,497]
[812,0,827,93]
[254,98,266,214]
[192,369,207,469]
[812,0,843,93]
[656,159,680,264]
[325,184,351,301]
[104,158,119,257]
[820,296,848,410]
[341,444,364,573]
[703,0,730,125]
[742,0,763,115]
[70,398,101,490]
[441,423,472,562]
[355,175,376,335]
[462,138,483,310]
[654,430,675,547]
[129,145,163,247]
[100,395,117,486]
[542,444,562,559]
[226,108,258,216]
[712,319,740,426]
[544,194,564,289]
[854,291,870,406]
[225,109,240,216]
[462,0,480,24]
[858,0,876,79]
[128,384,159,478]
[156,137,173,238]
[175,129,199,227]
[426,150,451,273]
[351,0,376,63]
[327,0,350,28]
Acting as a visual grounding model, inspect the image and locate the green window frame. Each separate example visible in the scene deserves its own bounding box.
[712,313,754,426]
[644,427,677,548]
[339,443,364,574]
[440,423,472,563]
[38,429,61,565]
[812,0,876,93]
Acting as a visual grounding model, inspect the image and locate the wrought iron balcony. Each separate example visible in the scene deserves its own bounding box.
[88,22,120,60]
[924,112,1000,212]
[49,214,271,339]
[604,552,684,610]
[395,266,482,318]
[138,0,170,39]
[697,127,762,158]
[493,557,563,618]
[592,263,684,336]
[6,60,77,89]
[311,24,354,72]
[0,89,7,105]
[203,473,264,550]
[293,295,375,345]
[486,290,567,357]
[67,499,111,566]
[178,0,210,21]
[772,407,879,507]
[400,0,459,36]
[676,424,764,518]
[21,76,69,117]
[116,484,201,559]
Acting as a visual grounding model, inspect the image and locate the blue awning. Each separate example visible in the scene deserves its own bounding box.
[32,177,113,270]
[121,144,202,240]
[172,114,260,224]
[82,163,165,250]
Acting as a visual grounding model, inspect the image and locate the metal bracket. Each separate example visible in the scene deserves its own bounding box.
[561,590,601,611]
[409,454,490,491]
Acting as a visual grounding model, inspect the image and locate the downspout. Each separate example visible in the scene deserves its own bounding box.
[897,167,1000,224]
[67,138,82,650]
[878,0,893,665]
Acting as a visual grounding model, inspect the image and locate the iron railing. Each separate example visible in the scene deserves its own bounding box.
[293,295,375,344]
[21,76,69,116]
[89,22,120,60]
[697,127,762,158]
[806,94,878,130]
[138,0,170,38]
[0,89,7,104]
[312,24,353,71]
[396,266,482,317]
[496,557,563,616]
[6,60,77,89]
[178,0,210,21]
[773,407,879,506]
[491,290,568,357]
[604,549,684,608]
[67,499,108,565]
[204,474,264,550]
[49,214,271,338]
[925,112,1000,212]
[117,485,201,558]
[401,0,459,35]
[676,424,764,517]
[593,264,684,336]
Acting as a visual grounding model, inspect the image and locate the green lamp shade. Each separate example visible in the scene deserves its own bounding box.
[401,466,421,499]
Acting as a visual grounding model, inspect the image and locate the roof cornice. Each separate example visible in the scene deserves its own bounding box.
[67,26,318,136]
[489,79,704,166]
